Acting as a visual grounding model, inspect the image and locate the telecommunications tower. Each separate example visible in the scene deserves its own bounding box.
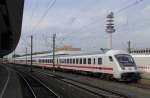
[105,12,115,49]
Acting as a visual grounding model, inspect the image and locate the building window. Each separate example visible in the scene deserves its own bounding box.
[98,58,102,65]
[88,58,91,64]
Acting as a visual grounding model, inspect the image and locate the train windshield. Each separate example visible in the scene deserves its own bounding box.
[115,54,135,67]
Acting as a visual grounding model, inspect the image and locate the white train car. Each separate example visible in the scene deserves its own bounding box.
[132,55,150,73]
[14,50,140,81]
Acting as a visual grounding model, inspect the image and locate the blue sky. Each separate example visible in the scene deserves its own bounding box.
[16,0,150,54]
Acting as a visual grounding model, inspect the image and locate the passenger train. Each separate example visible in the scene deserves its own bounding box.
[12,50,140,81]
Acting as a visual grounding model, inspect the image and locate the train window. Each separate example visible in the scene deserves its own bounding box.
[76,58,78,64]
[45,59,47,63]
[67,59,69,64]
[93,58,95,64]
[83,58,86,64]
[98,58,102,65]
[109,56,113,62]
[70,59,72,64]
[61,59,63,63]
[63,59,65,63]
[80,58,82,64]
[64,59,66,64]
[73,58,75,64]
[88,58,91,64]
[59,59,61,63]
[60,59,62,63]
[57,59,58,64]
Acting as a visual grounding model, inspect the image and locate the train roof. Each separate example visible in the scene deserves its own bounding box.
[57,50,129,57]
[14,49,129,59]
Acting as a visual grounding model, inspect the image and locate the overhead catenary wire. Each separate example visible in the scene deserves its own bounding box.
[79,0,144,31]
[62,0,144,41]
[21,0,144,53]
[115,0,144,30]
[23,0,56,53]
[29,0,39,32]
[116,0,143,14]
[31,0,56,35]
[20,37,31,47]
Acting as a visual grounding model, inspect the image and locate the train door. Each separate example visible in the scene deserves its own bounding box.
[105,55,116,74]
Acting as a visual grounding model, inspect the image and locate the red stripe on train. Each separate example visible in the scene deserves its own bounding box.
[36,63,113,71]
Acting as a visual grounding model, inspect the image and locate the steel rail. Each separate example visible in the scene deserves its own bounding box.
[16,71,36,98]
[0,66,10,98]
[37,71,134,98]
[15,69,60,98]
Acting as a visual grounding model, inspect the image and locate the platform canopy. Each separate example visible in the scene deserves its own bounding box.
[0,0,24,57]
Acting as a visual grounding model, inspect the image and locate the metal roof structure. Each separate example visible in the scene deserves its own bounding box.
[0,0,24,57]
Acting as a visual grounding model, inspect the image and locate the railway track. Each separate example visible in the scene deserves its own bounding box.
[130,78,150,89]
[15,70,60,98]
[35,71,134,98]
[0,65,10,98]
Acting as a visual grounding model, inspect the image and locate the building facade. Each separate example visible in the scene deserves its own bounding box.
[130,48,150,54]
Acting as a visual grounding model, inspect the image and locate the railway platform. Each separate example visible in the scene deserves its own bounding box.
[0,65,23,98]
